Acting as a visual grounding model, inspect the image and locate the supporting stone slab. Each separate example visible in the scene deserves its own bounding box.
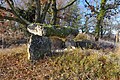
[27,35,51,61]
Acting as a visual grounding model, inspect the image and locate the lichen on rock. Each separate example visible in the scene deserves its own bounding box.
[27,23,46,36]
[27,23,51,61]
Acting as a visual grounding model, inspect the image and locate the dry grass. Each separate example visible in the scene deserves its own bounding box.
[74,33,88,41]
[0,44,27,55]
[0,45,120,80]
[115,46,120,55]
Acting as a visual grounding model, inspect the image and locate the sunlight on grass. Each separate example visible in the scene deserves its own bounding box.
[0,45,120,80]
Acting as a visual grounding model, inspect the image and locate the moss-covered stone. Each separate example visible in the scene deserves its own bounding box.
[27,23,79,38]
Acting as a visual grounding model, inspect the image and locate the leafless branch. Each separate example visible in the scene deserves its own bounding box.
[41,0,51,23]
[6,0,30,25]
[106,4,119,10]
[85,0,99,14]
[58,0,77,11]
[0,15,26,24]
[0,6,13,13]
[85,0,91,6]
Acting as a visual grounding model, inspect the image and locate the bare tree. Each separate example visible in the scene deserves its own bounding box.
[85,0,120,41]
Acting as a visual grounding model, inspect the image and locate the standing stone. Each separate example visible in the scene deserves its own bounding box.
[27,35,51,60]
[27,23,51,61]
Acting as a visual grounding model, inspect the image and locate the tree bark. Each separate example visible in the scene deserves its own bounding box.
[41,0,51,23]
[95,0,106,41]
[95,19,101,41]
[52,0,58,26]
[100,25,103,38]
[35,0,41,22]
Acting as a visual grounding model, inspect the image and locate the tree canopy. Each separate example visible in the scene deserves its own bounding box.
[0,0,79,26]
[0,0,120,40]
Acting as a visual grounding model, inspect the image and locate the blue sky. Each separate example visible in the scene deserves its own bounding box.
[78,0,120,25]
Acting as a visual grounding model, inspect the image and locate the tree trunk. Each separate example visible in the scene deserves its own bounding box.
[35,0,41,23]
[100,25,103,38]
[95,0,106,41]
[84,17,89,34]
[52,0,58,26]
[95,20,101,41]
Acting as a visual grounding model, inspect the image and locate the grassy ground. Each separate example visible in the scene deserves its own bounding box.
[0,44,120,80]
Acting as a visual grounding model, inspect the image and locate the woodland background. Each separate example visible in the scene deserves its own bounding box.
[0,0,120,80]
